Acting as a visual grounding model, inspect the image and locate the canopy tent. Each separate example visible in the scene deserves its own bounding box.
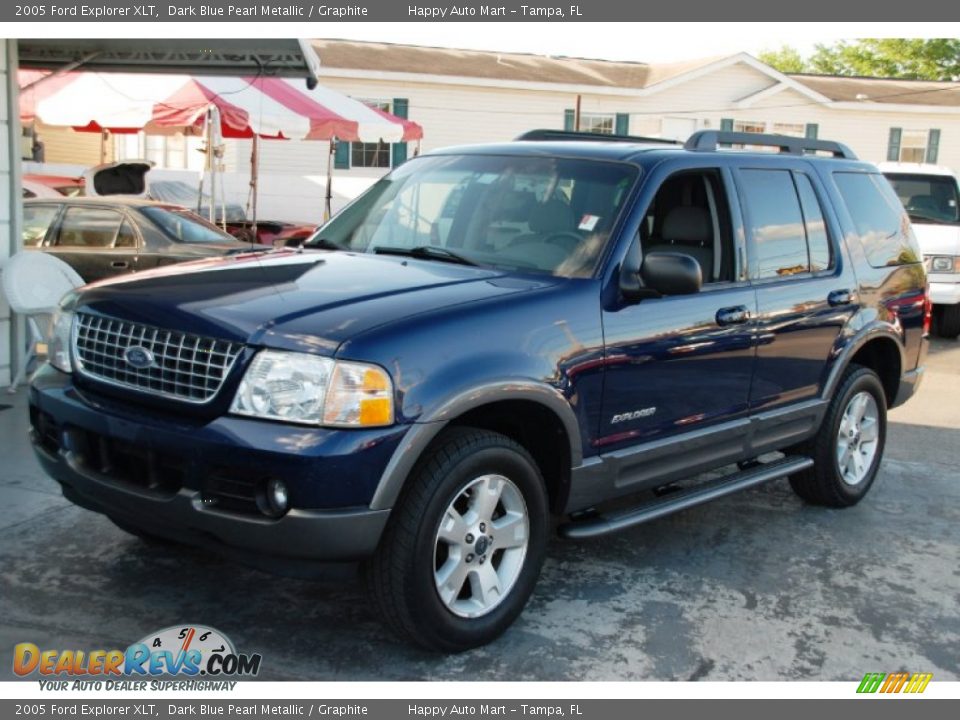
[18,70,423,219]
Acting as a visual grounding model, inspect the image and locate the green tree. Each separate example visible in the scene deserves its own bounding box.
[758,46,809,74]
[764,39,960,80]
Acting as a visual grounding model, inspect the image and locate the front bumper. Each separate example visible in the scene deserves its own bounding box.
[929,280,960,306]
[29,365,404,562]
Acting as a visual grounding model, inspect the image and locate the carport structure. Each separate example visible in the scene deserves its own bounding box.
[1,38,322,387]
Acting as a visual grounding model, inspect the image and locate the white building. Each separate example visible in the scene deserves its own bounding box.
[228,40,959,185]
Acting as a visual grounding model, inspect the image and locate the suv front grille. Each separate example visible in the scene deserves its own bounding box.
[73,313,243,403]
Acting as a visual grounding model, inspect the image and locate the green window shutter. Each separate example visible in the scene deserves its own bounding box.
[720,118,734,132]
[887,127,902,162]
[615,113,630,136]
[391,98,409,168]
[392,142,408,167]
[333,140,350,169]
[926,129,941,164]
[805,123,819,139]
[564,109,575,131]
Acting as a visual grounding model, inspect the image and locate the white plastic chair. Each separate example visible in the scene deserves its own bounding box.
[1,252,85,393]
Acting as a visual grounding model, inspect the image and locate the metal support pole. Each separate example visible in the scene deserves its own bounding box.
[325,139,335,222]
[250,135,259,240]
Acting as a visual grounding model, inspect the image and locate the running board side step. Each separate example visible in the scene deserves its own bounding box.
[559,456,814,539]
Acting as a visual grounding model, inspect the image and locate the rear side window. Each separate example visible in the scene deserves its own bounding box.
[739,169,813,279]
[56,207,124,248]
[116,220,138,249]
[834,172,920,267]
[22,204,59,247]
[794,174,832,272]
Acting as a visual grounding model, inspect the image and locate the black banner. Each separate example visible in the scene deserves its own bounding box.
[3,0,957,22]
[1,700,958,720]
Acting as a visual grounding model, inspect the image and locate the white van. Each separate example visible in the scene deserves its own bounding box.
[880,162,960,338]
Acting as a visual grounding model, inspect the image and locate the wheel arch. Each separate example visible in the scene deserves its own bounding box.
[822,324,905,409]
[369,381,583,512]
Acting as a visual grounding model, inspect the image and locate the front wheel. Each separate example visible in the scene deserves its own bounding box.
[366,428,549,652]
[789,364,887,507]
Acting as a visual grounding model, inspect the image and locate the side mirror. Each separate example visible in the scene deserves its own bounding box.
[640,251,702,296]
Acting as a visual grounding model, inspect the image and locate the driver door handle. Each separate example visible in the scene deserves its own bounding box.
[716,305,750,326]
[111,261,129,269]
[828,289,853,306]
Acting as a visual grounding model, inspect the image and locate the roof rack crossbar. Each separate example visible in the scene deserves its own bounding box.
[683,131,857,159]
[516,129,680,145]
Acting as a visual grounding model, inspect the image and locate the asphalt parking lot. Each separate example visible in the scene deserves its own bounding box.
[1,338,958,681]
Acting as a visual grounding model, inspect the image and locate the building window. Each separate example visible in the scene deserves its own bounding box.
[733,119,766,134]
[772,122,805,137]
[351,140,390,168]
[580,113,615,135]
[899,130,930,163]
[116,132,191,169]
[351,99,393,168]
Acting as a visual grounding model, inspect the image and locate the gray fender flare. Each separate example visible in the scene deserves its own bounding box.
[369,380,583,511]
[820,322,907,402]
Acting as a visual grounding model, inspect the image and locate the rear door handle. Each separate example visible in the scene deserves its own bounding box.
[828,289,852,306]
[716,305,750,326]
[111,261,129,269]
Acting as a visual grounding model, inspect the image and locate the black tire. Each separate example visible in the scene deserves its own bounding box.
[935,304,960,339]
[366,427,549,652]
[789,364,887,507]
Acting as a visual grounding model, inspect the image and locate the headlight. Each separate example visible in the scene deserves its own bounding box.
[230,350,394,427]
[48,309,74,373]
[926,255,960,273]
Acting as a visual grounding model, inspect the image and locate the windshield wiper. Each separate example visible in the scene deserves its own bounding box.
[307,237,345,250]
[908,211,955,225]
[373,245,479,266]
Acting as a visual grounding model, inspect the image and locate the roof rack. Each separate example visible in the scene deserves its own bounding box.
[516,129,680,145]
[684,131,858,159]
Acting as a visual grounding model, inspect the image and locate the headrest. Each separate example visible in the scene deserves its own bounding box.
[662,205,711,245]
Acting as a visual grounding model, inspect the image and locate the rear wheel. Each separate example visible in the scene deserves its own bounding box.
[789,364,887,507]
[935,304,960,339]
[366,427,549,652]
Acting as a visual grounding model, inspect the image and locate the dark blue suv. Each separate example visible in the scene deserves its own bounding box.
[29,130,929,651]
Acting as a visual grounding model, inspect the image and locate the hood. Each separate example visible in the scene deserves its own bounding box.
[75,250,547,354]
[910,222,960,256]
[83,160,154,198]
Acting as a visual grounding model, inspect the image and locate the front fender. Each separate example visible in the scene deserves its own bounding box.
[369,379,583,511]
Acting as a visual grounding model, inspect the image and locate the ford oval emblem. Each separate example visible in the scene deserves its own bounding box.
[123,345,155,370]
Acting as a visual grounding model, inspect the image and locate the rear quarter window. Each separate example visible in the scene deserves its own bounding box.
[834,172,921,267]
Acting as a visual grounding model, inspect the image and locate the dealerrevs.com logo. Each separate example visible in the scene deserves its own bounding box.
[13,625,261,689]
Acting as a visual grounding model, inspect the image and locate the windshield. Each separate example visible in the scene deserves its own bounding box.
[884,172,960,224]
[142,206,234,244]
[307,154,638,278]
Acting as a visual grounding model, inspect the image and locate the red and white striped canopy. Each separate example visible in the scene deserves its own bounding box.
[18,70,423,143]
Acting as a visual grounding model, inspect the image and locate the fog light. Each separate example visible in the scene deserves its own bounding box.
[259,478,289,518]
